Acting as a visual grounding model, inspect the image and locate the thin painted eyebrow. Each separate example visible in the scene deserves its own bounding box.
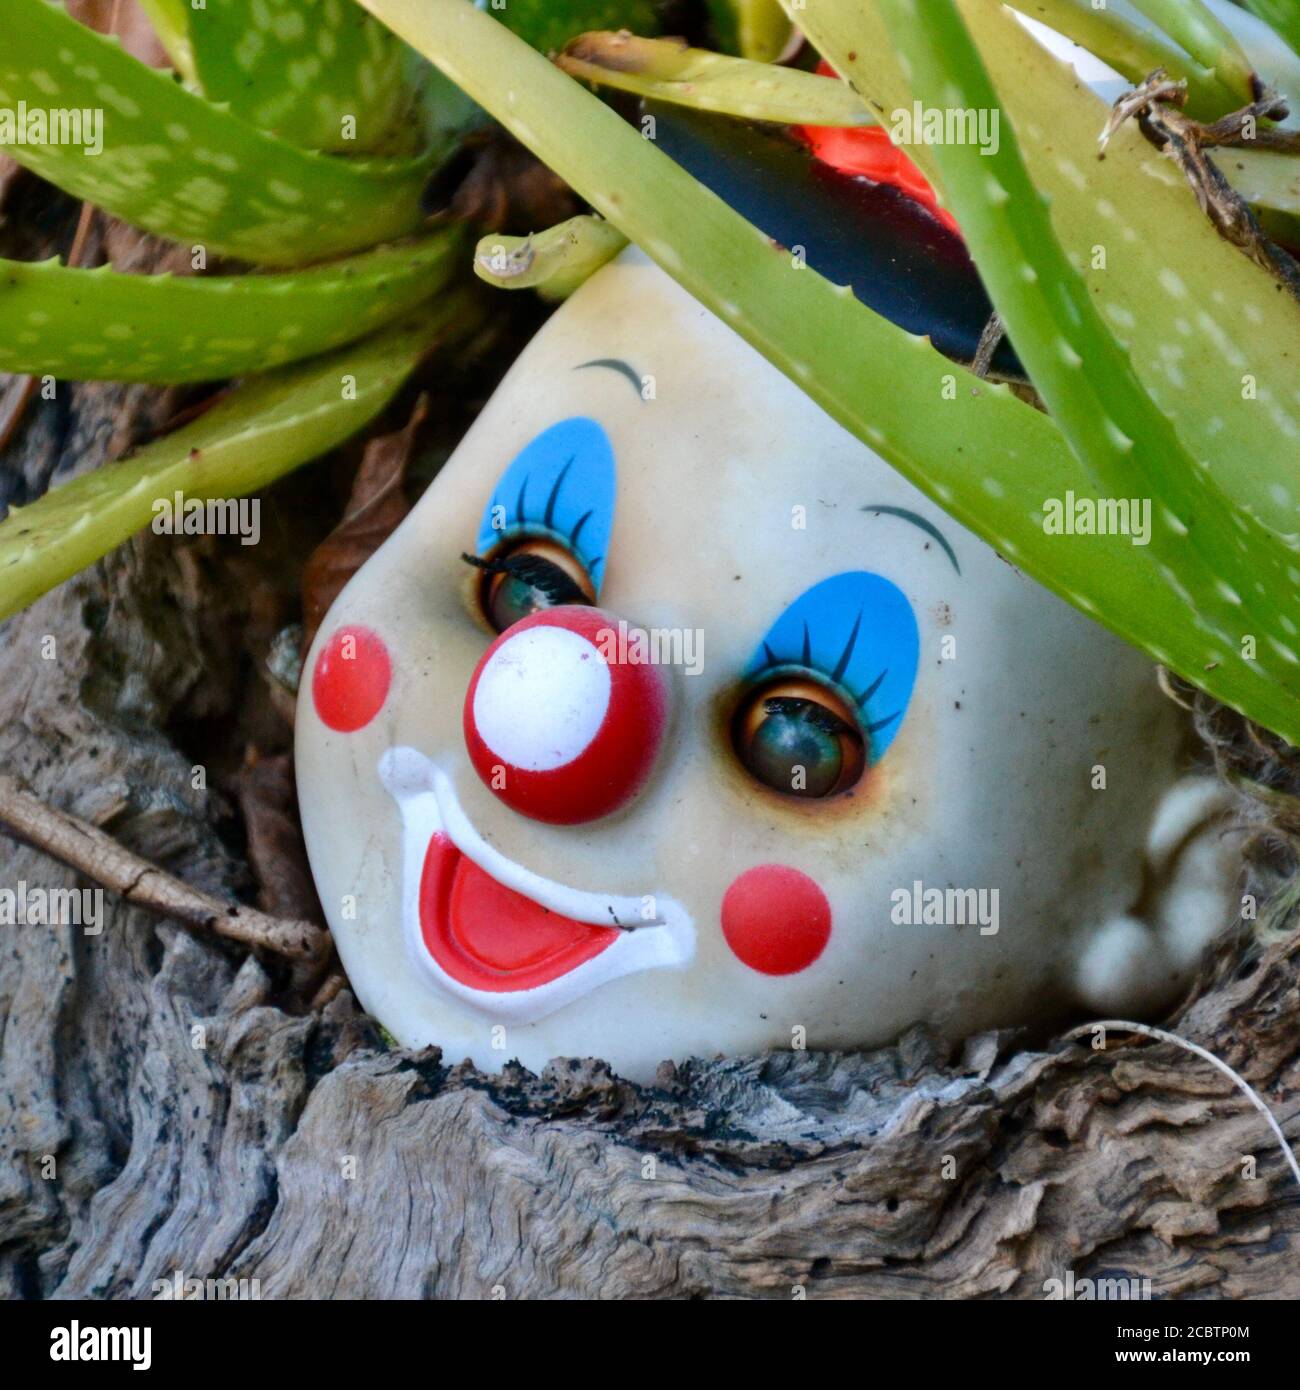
[574,358,643,398]
[862,504,961,575]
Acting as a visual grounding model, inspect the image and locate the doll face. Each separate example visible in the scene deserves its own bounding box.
[296,250,1188,1080]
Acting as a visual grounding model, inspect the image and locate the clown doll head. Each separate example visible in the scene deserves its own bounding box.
[296,242,1237,1080]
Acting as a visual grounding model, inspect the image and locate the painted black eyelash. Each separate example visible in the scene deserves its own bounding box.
[502,460,601,572]
[511,456,593,539]
[758,619,902,737]
[460,551,591,607]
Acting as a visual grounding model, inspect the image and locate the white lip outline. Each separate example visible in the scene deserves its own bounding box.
[378,746,696,1024]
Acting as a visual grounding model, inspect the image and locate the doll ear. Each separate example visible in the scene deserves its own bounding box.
[1069,778,1238,1016]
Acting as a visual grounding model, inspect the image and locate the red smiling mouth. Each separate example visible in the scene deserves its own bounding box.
[418,833,619,991]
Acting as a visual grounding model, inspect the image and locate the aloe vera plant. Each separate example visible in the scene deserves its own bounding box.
[871,0,1300,694]
[484,0,663,56]
[2,0,1300,751]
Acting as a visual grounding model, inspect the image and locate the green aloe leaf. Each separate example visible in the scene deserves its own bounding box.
[0,298,473,620]
[0,0,429,265]
[705,0,794,62]
[781,0,1300,541]
[474,215,627,300]
[0,232,461,383]
[1126,0,1263,101]
[359,0,1300,741]
[557,32,874,125]
[156,0,419,154]
[135,0,196,81]
[1003,0,1240,116]
[1242,0,1300,58]
[1222,145,1300,214]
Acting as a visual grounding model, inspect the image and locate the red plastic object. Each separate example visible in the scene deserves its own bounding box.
[794,62,962,239]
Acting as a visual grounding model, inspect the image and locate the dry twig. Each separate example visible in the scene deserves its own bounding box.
[0,774,329,962]
[1100,71,1300,300]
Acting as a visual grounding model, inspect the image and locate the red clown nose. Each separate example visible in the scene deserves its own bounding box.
[463,606,671,825]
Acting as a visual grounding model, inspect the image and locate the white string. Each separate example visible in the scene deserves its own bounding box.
[1064,1019,1300,1189]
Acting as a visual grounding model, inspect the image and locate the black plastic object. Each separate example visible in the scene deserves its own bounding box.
[638,100,1024,380]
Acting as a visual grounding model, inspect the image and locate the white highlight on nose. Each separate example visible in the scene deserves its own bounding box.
[472,625,610,771]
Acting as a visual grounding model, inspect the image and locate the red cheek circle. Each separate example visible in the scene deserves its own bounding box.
[721,865,832,976]
[311,625,392,733]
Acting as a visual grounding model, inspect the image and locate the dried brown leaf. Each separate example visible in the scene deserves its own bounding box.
[66,0,171,65]
[301,395,428,649]
[0,154,23,212]
[236,752,325,927]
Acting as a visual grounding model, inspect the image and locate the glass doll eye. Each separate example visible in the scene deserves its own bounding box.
[733,677,867,798]
[464,538,596,634]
